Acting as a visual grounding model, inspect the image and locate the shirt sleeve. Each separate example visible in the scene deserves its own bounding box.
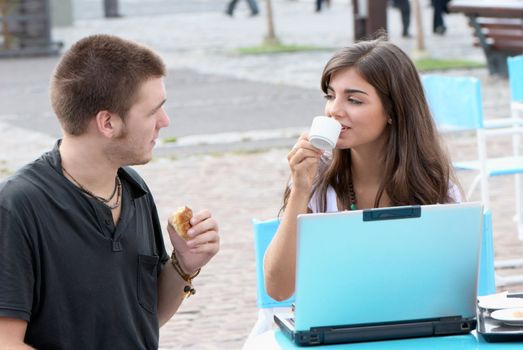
[146,193,169,275]
[0,206,35,321]
[448,182,463,203]
[308,190,319,213]
[309,186,339,213]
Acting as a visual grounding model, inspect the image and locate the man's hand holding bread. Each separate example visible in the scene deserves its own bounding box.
[167,206,220,276]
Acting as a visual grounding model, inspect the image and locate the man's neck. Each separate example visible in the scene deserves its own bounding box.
[59,136,119,194]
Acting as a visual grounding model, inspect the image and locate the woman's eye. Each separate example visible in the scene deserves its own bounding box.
[323,94,333,100]
[348,97,362,105]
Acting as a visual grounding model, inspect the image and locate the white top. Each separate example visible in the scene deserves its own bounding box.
[308,183,462,213]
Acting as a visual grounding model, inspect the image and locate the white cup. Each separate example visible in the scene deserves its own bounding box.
[308,116,341,151]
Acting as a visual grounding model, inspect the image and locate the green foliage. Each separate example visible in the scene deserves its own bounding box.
[163,137,178,143]
[236,43,329,55]
[414,58,485,71]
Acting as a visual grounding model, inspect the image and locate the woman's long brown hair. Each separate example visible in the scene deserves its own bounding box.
[281,36,459,214]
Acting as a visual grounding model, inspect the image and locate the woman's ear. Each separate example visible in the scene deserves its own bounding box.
[94,111,122,137]
[387,116,393,125]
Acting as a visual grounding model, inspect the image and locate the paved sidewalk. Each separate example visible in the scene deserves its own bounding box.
[1,1,522,349]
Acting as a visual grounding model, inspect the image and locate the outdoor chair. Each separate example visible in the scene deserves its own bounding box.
[507,54,523,242]
[422,74,523,286]
[508,55,523,114]
[480,209,496,296]
[242,218,294,348]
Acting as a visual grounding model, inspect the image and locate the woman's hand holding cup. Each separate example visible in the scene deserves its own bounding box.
[287,117,341,194]
[288,133,322,194]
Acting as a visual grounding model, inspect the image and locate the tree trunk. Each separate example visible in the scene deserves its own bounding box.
[264,0,280,45]
[412,0,427,57]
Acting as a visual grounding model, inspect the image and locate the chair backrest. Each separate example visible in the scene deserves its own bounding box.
[252,218,295,308]
[478,209,496,296]
[422,75,484,132]
[508,55,523,103]
[479,209,496,296]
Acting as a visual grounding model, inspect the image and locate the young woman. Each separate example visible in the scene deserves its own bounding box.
[263,36,461,301]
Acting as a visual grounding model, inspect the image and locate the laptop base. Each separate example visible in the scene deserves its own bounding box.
[275,314,477,346]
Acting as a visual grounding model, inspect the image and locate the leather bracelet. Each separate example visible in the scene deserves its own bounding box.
[171,250,201,298]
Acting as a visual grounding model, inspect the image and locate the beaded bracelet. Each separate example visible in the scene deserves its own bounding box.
[171,250,201,299]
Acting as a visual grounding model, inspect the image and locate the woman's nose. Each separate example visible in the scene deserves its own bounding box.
[326,98,343,120]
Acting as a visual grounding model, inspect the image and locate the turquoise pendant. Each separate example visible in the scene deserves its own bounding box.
[350,203,357,210]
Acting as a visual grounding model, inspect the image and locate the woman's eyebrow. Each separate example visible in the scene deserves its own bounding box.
[344,88,368,95]
[326,86,368,95]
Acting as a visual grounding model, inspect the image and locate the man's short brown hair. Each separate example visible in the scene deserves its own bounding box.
[50,34,166,135]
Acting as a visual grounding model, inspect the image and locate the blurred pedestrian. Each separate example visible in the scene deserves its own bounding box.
[392,0,411,38]
[432,0,449,35]
[315,0,331,12]
[104,0,121,18]
[226,0,259,16]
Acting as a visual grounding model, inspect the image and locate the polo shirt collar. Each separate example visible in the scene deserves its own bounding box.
[46,139,148,199]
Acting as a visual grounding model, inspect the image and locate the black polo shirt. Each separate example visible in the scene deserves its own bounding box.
[0,141,169,349]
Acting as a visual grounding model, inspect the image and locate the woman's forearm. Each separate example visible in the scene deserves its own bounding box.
[263,191,310,301]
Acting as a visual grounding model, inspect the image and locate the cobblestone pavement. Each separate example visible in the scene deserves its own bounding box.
[1,1,523,349]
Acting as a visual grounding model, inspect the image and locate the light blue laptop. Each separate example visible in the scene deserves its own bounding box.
[275,202,483,346]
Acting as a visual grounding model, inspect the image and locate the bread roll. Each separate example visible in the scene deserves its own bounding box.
[169,206,193,241]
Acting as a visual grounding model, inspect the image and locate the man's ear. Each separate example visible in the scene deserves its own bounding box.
[94,111,122,137]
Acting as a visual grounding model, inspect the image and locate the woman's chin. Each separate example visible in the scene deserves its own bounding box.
[335,142,352,150]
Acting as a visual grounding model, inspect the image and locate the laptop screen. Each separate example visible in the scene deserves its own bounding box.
[293,202,483,331]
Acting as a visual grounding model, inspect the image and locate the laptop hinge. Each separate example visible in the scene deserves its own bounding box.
[295,316,477,345]
[313,321,434,344]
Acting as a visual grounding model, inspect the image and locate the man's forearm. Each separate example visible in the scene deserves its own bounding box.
[0,317,34,350]
[157,260,190,327]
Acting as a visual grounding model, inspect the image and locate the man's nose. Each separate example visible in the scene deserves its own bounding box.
[158,110,170,128]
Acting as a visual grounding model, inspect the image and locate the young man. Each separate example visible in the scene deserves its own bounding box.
[0,34,220,349]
